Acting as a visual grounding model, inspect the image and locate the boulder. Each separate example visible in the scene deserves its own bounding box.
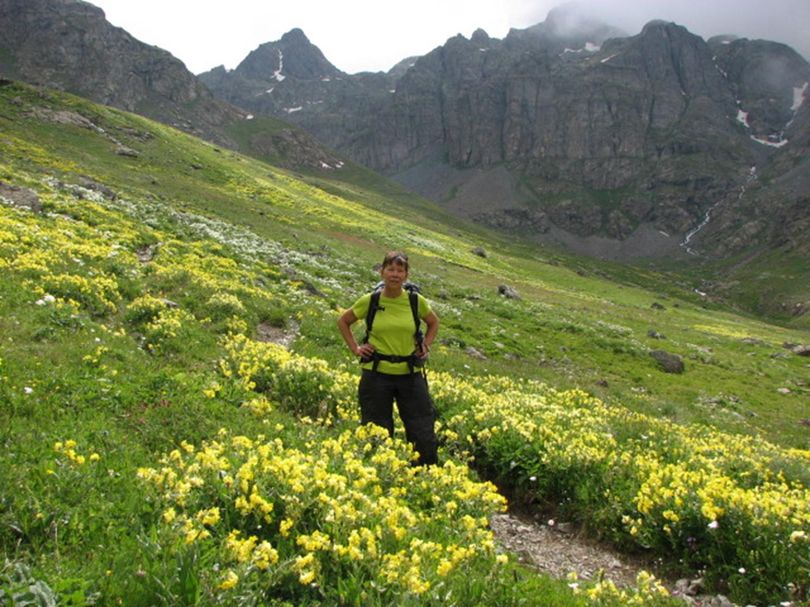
[650,350,684,373]
[498,285,520,299]
[77,176,117,200]
[0,182,42,213]
[115,145,140,158]
[792,344,810,356]
[465,346,488,360]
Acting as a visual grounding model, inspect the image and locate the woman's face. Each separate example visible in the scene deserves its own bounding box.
[380,261,408,288]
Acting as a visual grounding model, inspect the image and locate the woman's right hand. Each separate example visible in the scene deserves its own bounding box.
[355,343,375,358]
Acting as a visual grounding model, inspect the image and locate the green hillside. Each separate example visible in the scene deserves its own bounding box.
[1,81,808,606]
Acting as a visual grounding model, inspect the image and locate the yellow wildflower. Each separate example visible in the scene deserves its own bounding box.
[218,570,238,590]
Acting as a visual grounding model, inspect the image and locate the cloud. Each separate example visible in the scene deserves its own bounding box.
[546,0,810,59]
[91,0,808,75]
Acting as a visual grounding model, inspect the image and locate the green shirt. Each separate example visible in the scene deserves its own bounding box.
[351,290,432,375]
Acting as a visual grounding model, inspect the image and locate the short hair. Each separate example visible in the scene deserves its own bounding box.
[381,250,409,270]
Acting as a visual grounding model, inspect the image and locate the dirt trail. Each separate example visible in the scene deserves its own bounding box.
[490,512,647,587]
[491,513,744,606]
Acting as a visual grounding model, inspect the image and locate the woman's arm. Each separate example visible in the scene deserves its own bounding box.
[337,309,375,358]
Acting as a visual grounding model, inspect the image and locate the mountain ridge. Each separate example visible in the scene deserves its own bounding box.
[199,13,810,270]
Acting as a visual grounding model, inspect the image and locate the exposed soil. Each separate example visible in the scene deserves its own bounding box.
[490,512,746,606]
[256,320,299,348]
[490,512,648,588]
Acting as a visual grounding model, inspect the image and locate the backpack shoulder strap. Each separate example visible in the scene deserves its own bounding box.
[362,286,383,344]
[405,284,424,344]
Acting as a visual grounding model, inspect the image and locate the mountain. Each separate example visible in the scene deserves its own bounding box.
[0,0,345,171]
[198,28,397,165]
[201,8,810,272]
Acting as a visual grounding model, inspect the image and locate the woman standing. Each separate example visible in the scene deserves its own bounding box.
[337,251,440,465]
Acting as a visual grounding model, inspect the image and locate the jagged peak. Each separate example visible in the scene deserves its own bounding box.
[280,28,310,45]
[233,27,341,80]
[635,20,706,49]
[471,28,490,45]
[641,20,685,35]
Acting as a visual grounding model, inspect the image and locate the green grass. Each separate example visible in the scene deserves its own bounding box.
[0,80,807,606]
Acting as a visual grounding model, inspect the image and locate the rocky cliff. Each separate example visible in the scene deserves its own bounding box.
[0,0,242,145]
[202,8,810,263]
[0,0,344,170]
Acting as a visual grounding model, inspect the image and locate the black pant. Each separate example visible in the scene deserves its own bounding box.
[358,369,438,466]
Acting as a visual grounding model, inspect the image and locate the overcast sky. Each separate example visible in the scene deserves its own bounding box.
[88,0,810,75]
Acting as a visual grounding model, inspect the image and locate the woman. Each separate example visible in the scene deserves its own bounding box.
[337,251,440,465]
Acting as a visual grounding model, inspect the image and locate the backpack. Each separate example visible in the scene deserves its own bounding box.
[361,281,425,371]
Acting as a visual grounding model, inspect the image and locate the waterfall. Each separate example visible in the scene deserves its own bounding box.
[680,166,757,255]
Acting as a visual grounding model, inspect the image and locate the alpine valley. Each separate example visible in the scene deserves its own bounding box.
[1,2,809,606]
[199,7,810,320]
[2,0,809,319]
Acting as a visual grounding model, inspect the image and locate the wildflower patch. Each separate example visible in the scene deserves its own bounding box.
[139,425,509,603]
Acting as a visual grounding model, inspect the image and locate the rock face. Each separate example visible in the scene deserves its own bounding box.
[0,0,241,146]
[689,38,810,259]
[202,9,810,263]
[0,0,344,171]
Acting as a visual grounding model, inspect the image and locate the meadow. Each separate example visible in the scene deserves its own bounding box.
[1,81,808,606]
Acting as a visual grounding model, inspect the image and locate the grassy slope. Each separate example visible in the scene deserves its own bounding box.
[0,81,808,604]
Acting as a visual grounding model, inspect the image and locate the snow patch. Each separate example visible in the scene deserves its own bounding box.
[389,89,396,93]
[284,106,303,113]
[319,160,345,170]
[562,43,600,56]
[273,49,286,81]
[600,53,619,64]
[791,82,808,111]
[321,77,331,82]
[265,88,274,94]
[751,135,788,148]
[736,110,749,128]
[245,114,254,120]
